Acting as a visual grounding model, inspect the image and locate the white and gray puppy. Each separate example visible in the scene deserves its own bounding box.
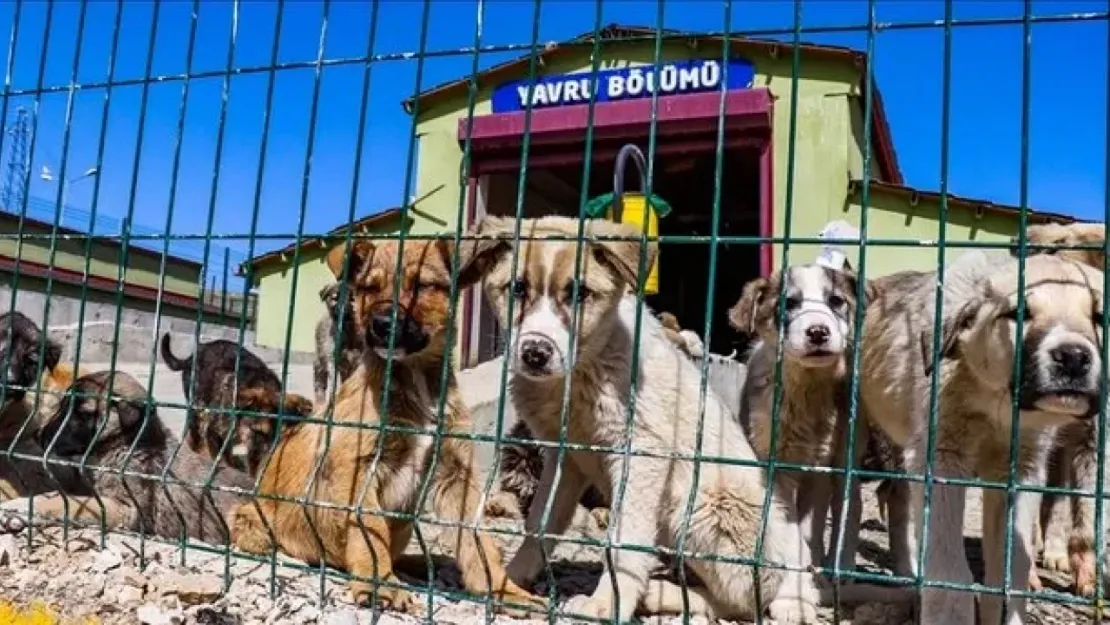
[732,264,914,580]
[312,281,363,408]
[462,215,911,624]
[861,250,1107,625]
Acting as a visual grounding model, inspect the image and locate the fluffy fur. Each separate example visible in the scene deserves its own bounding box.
[313,281,363,408]
[1019,221,1110,597]
[0,311,83,500]
[189,373,314,477]
[487,309,703,524]
[160,333,312,476]
[861,250,1108,624]
[466,215,910,623]
[0,371,253,544]
[484,420,610,524]
[731,264,914,579]
[231,237,545,615]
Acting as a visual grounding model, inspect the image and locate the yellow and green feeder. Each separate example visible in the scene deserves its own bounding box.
[583,144,672,295]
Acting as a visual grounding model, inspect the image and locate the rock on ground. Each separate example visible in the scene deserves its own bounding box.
[0,485,1100,624]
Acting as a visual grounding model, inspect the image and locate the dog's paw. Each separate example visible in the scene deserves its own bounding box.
[563,588,635,622]
[230,505,273,554]
[1042,537,1071,572]
[1028,568,1044,592]
[491,580,547,618]
[483,492,523,520]
[1069,538,1097,597]
[767,596,819,624]
[351,581,420,613]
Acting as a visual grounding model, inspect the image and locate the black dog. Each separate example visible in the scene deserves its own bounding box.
[0,311,61,407]
[160,333,311,472]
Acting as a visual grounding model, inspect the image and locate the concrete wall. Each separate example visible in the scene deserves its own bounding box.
[2,278,312,366]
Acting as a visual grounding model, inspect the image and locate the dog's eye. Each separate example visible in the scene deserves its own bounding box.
[511,279,528,299]
[1094,310,1106,328]
[827,294,847,309]
[564,281,591,304]
[784,296,801,312]
[1002,308,1032,322]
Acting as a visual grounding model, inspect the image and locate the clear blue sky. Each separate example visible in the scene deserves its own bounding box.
[0,0,1106,281]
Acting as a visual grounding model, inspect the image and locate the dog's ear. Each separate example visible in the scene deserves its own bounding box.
[729,277,771,335]
[283,393,314,417]
[839,271,880,310]
[110,395,150,433]
[587,219,659,289]
[456,216,514,288]
[42,338,61,372]
[923,297,985,375]
[327,240,375,281]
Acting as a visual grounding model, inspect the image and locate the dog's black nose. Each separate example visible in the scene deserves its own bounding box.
[520,339,553,371]
[370,314,394,342]
[806,325,830,346]
[368,307,428,354]
[1051,343,1092,378]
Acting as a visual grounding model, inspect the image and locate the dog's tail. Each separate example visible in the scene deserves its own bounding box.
[159,332,191,371]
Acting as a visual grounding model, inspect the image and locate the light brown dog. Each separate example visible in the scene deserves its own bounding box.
[231,237,545,615]
[1019,222,1106,269]
[861,251,1106,624]
[1020,221,1109,596]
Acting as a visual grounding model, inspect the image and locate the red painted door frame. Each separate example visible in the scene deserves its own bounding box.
[456,88,775,365]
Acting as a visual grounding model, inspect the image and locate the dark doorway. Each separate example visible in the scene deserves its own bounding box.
[480,144,761,359]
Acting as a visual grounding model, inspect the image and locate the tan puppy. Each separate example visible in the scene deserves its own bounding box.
[1019,222,1106,269]
[862,251,1106,625]
[464,216,910,623]
[231,237,545,615]
[1020,221,1109,596]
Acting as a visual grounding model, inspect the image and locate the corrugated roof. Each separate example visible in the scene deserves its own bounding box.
[849,179,1079,225]
[403,23,903,184]
[237,208,406,275]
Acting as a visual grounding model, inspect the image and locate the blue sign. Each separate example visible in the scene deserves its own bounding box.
[490,58,755,114]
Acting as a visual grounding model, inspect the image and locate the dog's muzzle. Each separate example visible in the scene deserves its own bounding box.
[367,305,428,356]
[515,333,562,377]
[1025,341,1100,418]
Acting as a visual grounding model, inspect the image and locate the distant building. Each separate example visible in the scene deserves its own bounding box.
[0,207,248,325]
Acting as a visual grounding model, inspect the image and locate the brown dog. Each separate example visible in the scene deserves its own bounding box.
[0,311,85,500]
[231,237,545,615]
[189,374,314,477]
[1,371,253,544]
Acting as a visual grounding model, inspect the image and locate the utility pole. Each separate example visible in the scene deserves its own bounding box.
[1,107,31,212]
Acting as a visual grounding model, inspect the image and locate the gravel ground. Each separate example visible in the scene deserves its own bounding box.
[0,483,1102,624]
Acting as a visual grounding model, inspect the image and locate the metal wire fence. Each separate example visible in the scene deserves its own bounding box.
[0,1,1108,624]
